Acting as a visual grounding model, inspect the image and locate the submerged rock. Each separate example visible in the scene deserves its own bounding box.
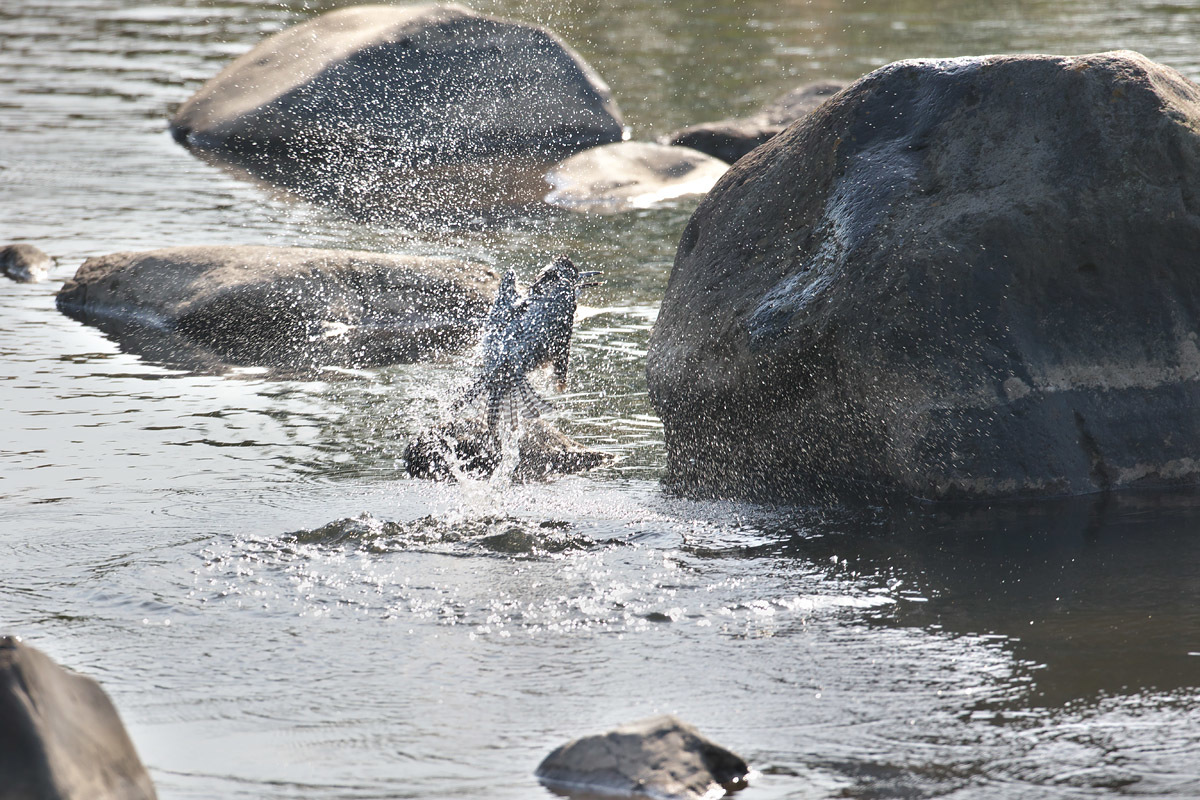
[662,81,844,163]
[648,50,1200,502]
[535,715,750,800]
[1,242,53,283]
[544,142,729,213]
[405,417,612,481]
[0,636,157,800]
[169,3,623,221]
[56,245,496,369]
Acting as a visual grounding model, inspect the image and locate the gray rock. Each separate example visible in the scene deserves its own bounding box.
[405,417,612,481]
[544,142,729,214]
[1,243,53,283]
[662,82,844,163]
[535,715,750,800]
[648,50,1200,502]
[56,245,496,369]
[0,636,157,800]
[170,4,623,168]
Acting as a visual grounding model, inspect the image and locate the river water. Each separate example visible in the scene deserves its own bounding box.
[3,0,1200,798]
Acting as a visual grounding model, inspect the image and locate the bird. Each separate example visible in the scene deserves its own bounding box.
[456,255,600,437]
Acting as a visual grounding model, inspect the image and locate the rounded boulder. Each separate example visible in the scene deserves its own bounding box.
[648,51,1200,502]
[170,3,624,167]
[56,245,497,369]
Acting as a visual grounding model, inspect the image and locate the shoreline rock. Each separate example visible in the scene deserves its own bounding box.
[57,245,497,369]
[535,715,750,800]
[0,636,157,800]
[648,50,1200,502]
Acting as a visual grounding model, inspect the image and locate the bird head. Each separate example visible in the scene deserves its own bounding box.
[531,255,602,296]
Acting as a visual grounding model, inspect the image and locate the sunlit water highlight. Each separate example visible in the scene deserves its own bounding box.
[3,0,1200,798]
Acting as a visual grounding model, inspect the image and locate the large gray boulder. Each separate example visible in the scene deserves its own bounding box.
[662,82,844,164]
[170,4,624,167]
[535,715,750,799]
[544,142,729,214]
[0,636,157,800]
[648,50,1200,502]
[57,245,497,369]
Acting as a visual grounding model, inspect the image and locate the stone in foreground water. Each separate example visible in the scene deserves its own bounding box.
[544,142,729,213]
[536,715,750,800]
[649,50,1200,502]
[0,636,157,800]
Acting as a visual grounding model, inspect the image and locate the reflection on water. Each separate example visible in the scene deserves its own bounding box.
[3,0,1200,798]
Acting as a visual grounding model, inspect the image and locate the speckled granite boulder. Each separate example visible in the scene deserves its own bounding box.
[0,636,157,800]
[648,51,1200,502]
[536,715,750,799]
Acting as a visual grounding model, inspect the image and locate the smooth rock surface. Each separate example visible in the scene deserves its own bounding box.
[662,82,844,163]
[0,636,157,800]
[170,4,624,166]
[648,50,1200,502]
[1,243,53,282]
[57,245,496,369]
[405,417,612,481]
[544,142,729,213]
[535,715,750,800]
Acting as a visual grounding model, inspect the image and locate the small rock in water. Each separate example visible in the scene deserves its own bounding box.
[544,142,728,213]
[0,635,158,800]
[1,243,53,282]
[536,715,751,800]
[405,417,612,481]
[662,81,845,163]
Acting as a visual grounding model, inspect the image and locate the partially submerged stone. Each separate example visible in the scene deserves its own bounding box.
[662,81,844,163]
[648,51,1200,502]
[1,242,53,283]
[56,245,496,369]
[405,417,612,481]
[544,142,729,213]
[535,715,750,800]
[0,636,157,800]
[170,4,623,206]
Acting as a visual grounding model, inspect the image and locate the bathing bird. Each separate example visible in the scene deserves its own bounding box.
[457,255,600,436]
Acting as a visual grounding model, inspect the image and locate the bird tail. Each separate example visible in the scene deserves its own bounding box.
[484,376,554,436]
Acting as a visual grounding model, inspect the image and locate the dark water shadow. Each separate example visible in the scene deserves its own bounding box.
[685,489,1200,708]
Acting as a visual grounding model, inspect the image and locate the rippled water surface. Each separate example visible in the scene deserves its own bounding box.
[4,0,1200,798]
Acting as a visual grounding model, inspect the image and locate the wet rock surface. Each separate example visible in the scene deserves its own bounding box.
[56,245,496,369]
[662,81,844,163]
[0,636,157,800]
[544,142,729,213]
[648,50,1200,502]
[535,715,750,800]
[1,242,53,283]
[170,3,624,217]
[405,417,613,481]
